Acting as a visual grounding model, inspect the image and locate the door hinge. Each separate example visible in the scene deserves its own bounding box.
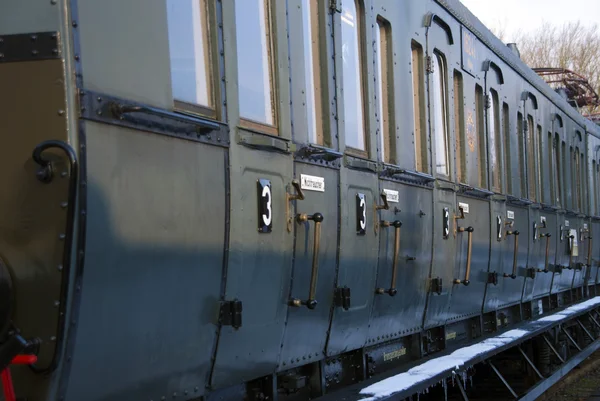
[431,277,443,295]
[220,299,243,329]
[334,287,351,310]
[426,55,434,74]
[329,0,341,13]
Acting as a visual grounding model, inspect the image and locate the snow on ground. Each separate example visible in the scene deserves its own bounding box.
[358,297,600,401]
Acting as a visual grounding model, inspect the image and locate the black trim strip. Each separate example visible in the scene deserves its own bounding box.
[0,31,61,63]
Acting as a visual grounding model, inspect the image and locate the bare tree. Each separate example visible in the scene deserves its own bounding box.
[493,21,600,118]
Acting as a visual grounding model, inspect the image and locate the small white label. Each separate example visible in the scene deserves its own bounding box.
[584,223,588,229]
[383,189,399,203]
[565,220,570,227]
[507,210,515,219]
[541,216,546,224]
[459,202,469,214]
[538,300,544,315]
[569,228,579,256]
[300,174,325,192]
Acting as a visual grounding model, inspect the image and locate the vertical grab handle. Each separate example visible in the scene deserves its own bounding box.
[538,233,551,273]
[454,226,474,286]
[504,230,520,279]
[290,212,324,309]
[588,235,593,267]
[376,220,402,296]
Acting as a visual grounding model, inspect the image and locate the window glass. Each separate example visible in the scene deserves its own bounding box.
[526,116,536,200]
[454,71,465,183]
[554,134,561,205]
[167,0,214,111]
[571,146,578,209]
[412,42,427,172]
[503,103,512,194]
[375,17,394,163]
[432,52,449,177]
[594,160,598,215]
[580,152,586,211]
[562,141,567,206]
[301,0,323,144]
[236,0,276,127]
[517,113,525,197]
[537,125,543,199]
[341,0,366,151]
[475,85,486,187]
[488,91,501,192]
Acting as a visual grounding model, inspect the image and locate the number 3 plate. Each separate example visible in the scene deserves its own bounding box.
[257,179,272,233]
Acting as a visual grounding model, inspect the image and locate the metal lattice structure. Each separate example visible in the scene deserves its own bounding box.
[533,68,600,115]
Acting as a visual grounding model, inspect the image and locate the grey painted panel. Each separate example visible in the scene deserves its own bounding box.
[0,0,60,34]
[446,196,489,321]
[423,192,455,329]
[278,164,339,370]
[367,183,432,343]
[529,212,557,299]
[66,122,224,401]
[522,208,539,302]
[78,0,172,108]
[211,151,293,388]
[327,169,380,356]
[483,201,506,313]
[496,206,528,309]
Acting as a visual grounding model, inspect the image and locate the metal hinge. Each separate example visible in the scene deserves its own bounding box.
[431,277,443,295]
[220,299,242,329]
[487,272,498,286]
[329,0,341,12]
[334,287,351,310]
[426,55,433,74]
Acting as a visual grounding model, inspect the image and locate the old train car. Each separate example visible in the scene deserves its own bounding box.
[1,0,600,400]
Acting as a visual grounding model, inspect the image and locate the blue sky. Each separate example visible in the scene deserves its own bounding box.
[459,0,600,41]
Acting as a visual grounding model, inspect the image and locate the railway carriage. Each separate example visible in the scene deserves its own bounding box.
[1,0,600,400]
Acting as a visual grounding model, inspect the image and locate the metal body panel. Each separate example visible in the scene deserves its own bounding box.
[496,205,528,309]
[367,182,432,344]
[0,0,60,34]
[278,164,339,370]
[424,190,456,328]
[446,196,489,321]
[65,122,225,401]
[326,169,380,356]
[483,200,506,312]
[211,148,293,388]
[0,59,70,401]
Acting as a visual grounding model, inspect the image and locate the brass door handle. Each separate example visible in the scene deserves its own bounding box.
[376,220,402,296]
[454,226,474,286]
[588,235,593,267]
[504,230,520,279]
[374,192,389,234]
[539,233,551,273]
[286,180,305,232]
[290,212,324,310]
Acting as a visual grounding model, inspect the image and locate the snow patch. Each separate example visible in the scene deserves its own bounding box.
[359,297,600,400]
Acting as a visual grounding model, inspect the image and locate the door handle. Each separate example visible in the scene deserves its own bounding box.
[568,234,575,270]
[504,230,520,279]
[454,226,474,286]
[290,212,324,310]
[376,220,402,296]
[374,192,389,234]
[538,233,551,273]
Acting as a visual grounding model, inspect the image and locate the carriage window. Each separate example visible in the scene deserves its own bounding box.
[503,103,512,194]
[537,125,543,199]
[432,51,450,177]
[167,0,215,116]
[236,0,277,129]
[488,91,501,192]
[554,134,562,206]
[580,151,586,212]
[412,41,427,173]
[594,160,598,215]
[454,71,465,183]
[596,161,600,215]
[562,141,567,206]
[526,115,536,200]
[301,0,323,145]
[341,0,367,152]
[517,112,525,197]
[548,132,554,203]
[375,17,394,163]
[571,146,578,209]
[475,85,486,188]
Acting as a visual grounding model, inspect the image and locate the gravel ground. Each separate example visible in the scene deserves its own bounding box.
[538,350,600,401]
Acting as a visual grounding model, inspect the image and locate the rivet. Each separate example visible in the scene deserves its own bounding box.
[194,387,199,392]
[74,55,80,61]
[59,233,66,240]
[58,109,65,116]
[72,20,78,27]
[61,171,67,177]
[172,392,177,397]
[58,264,63,271]
[31,50,39,56]
[51,0,57,4]
[61,201,68,208]
[54,300,60,307]
[50,336,57,341]
[161,397,166,401]
[0,54,3,58]
[31,35,37,41]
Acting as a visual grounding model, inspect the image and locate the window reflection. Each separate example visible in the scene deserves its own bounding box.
[341,0,366,151]
[431,52,449,176]
[167,0,214,110]
[488,91,501,191]
[300,0,322,144]
[236,0,276,127]
[375,17,394,163]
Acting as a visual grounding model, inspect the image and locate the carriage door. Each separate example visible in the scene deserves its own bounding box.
[445,28,491,343]
[277,0,341,371]
[422,14,457,334]
[482,61,505,316]
[325,0,381,357]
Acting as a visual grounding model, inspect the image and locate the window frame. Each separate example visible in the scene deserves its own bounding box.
[431,49,451,179]
[375,16,395,164]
